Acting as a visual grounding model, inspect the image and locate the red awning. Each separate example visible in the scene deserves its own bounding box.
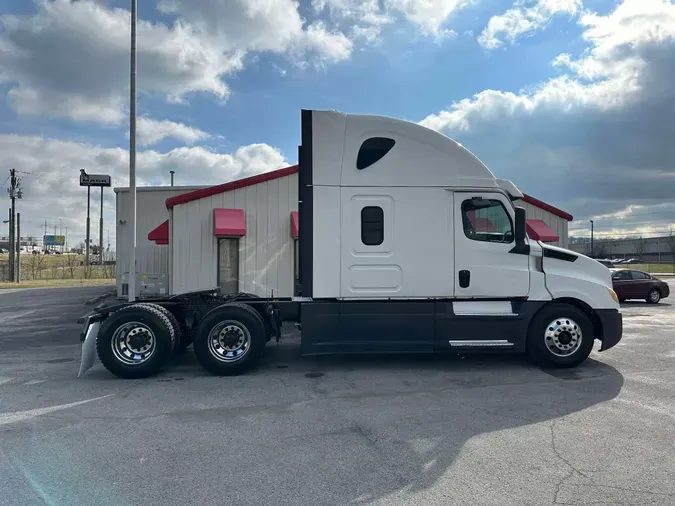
[290,211,299,239]
[527,219,559,242]
[214,208,246,237]
[466,210,497,232]
[148,220,169,245]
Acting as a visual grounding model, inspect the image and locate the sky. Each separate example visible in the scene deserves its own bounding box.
[0,0,674,247]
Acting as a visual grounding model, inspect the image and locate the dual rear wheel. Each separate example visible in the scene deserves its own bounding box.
[96,302,267,379]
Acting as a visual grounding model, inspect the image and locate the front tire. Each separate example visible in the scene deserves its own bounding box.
[96,304,174,378]
[647,288,661,304]
[527,303,595,368]
[193,303,267,376]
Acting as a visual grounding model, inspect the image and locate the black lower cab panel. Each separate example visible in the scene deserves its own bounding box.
[299,299,546,355]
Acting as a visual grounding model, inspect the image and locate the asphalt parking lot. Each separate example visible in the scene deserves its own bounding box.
[1,285,674,506]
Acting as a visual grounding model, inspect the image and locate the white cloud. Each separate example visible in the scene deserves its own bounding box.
[157,0,353,63]
[387,0,468,37]
[312,0,392,41]
[422,0,675,232]
[0,0,353,125]
[313,0,469,41]
[0,0,240,124]
[478,0,582,49]
[135,117,211,147]
[295,22,354,65]
[0,135,288,245]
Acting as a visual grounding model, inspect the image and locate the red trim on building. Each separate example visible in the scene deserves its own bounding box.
[214,208,246,237]
[290,211,299,239]
[148,220,169,245]
[522,194,573,221]
[526,219,559,242]
[166,165,299,209]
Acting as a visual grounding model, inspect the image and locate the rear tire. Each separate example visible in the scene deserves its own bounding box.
[137,303,180,352]
[526,303,594,368]
[193,303,266,376]
[96,304,174,379]
[647,288,661,304]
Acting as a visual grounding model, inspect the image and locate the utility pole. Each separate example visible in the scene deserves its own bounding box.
[7,169,22,282]
[43,220,47,252]
[170,170,175,186]
[65,226,68,252]
[8,170,15,281]
[590,220,594,257]
[15,213,20,283]
[7,207,12,282]
[129,0,138,301]
[85,184,91,266]
[99,186,104,262]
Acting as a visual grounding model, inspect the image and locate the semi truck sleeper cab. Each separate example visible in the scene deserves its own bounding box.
[77,109,622,379]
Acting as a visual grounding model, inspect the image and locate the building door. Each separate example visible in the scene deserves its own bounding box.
[218,238,239,294]
[454,192,530,298]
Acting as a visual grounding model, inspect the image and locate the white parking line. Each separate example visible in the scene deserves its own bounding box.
[0,394,113,426]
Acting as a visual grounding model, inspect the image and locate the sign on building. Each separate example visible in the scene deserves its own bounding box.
[44,235,65,246]
[79,170,111,187]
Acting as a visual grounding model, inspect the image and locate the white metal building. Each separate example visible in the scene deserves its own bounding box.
[120,165,572,299]
[115,185,205,298]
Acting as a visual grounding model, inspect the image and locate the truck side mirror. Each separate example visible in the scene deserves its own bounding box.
[514,206,526,242]
[510,206,530,255]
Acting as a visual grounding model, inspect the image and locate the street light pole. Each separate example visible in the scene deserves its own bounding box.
[128,0,138,301]
[590,220,594,257]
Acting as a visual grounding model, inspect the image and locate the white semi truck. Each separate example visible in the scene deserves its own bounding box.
[77,109,622,378]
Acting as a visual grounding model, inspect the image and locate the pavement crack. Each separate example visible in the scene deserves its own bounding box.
[549,420,593,505]
[549,421,675,504]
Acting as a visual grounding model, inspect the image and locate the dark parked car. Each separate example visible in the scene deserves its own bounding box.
[611,269,670,303]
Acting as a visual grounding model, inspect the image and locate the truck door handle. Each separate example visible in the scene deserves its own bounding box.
[459,270,470,288]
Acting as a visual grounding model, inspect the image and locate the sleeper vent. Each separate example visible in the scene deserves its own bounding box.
[356,137,396,170]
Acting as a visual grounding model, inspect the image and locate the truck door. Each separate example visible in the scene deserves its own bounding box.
[454,192,530,298]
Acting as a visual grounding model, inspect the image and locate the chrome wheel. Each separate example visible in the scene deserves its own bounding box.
[111,321,156,365]
[649,289,660,303]
[207,320,251,363]
[544,317,582,357]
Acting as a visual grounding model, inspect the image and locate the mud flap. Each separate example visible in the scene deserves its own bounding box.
[78,321,100,378]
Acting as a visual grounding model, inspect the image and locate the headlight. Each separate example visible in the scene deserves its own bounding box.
[609,288,619,304]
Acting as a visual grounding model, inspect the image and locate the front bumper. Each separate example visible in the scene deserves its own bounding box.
[661,283,670,298]
[597,309,623,351]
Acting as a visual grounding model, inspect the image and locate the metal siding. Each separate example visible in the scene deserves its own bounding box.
[115,187,201,297]
[171,173,298,297]
[267,178,280,292]
[521,201,568,248]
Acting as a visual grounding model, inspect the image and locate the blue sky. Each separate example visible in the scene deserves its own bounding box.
[0,0,673,244]
[0,0,594,156]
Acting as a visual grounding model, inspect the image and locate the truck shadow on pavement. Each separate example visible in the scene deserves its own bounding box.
[167,342,624,505]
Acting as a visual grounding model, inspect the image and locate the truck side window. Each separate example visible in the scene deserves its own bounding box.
[361,206,384,245]
[461,199,514,243]
[357,138,396,170]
